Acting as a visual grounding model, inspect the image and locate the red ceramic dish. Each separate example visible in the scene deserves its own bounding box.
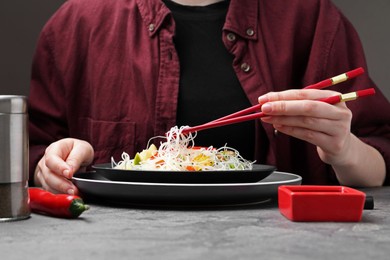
[278,185,366,222]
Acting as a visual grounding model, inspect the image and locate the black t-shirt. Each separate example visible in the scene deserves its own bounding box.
[164,0,255,160]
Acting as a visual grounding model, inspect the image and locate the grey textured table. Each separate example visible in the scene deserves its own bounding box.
[1,187,390,260]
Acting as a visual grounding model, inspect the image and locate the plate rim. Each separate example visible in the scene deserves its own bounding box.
[72,171,302,187]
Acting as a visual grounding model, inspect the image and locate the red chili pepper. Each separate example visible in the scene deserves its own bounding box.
[28,188,89,218]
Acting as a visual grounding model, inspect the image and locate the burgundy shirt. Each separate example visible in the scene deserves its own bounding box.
[29,0,390,185]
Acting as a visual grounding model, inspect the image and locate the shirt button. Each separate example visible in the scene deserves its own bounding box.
[226,33,236,42]
[148,23,155,32]
[246,28,255,36]
[240,63,251,72]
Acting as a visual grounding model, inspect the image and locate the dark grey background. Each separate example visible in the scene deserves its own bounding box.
[1,0,389,99]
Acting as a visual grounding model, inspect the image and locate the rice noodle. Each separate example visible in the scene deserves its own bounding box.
[112,126,254,171]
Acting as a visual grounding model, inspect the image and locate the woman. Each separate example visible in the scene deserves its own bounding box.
[29,0,390,194]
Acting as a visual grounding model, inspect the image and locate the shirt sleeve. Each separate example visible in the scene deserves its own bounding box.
[28,5,72,185]
[292,0,390,186]
[324,5,390,185]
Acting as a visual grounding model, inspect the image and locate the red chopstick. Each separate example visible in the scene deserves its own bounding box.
[182,88,375,134]
[181,68,366,134]
[207,67,365,123]
[319,87,375,104]
[304,67,364,89]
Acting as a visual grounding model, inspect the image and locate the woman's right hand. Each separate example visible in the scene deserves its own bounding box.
[34,138,94,195]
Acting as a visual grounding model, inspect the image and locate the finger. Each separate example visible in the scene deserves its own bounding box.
[45,139,94,178]
[273,122,350,156]
[42,171,77,195]
[261,99,350,120]
[44,145,73,178]
[258,89,340,104]
[64,141,94,177]
[38,166,78,195]
[273,124,333,148]
[261,115,345,136]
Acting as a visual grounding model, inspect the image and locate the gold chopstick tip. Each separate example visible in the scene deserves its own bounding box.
[331,73,349,85]
[340,92,358,102]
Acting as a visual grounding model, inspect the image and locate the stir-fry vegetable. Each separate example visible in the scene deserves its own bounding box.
[112,126,253,171]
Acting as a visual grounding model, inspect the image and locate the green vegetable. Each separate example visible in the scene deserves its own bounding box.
[133,153,141,165]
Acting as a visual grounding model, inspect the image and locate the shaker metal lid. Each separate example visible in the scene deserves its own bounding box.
[0,95,27,114]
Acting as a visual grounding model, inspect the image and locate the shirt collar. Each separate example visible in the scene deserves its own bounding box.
[135,0,172,37]
[136,0,259,40]
[224,0,259,40]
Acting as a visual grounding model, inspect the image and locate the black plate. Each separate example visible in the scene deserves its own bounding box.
[72,171,302,206]
[92,163,276,184]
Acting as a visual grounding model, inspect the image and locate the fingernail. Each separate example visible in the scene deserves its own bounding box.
[67,188,75,195]
[262,103,272,113]
[258,95,268,104]
[63,169,70,178]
